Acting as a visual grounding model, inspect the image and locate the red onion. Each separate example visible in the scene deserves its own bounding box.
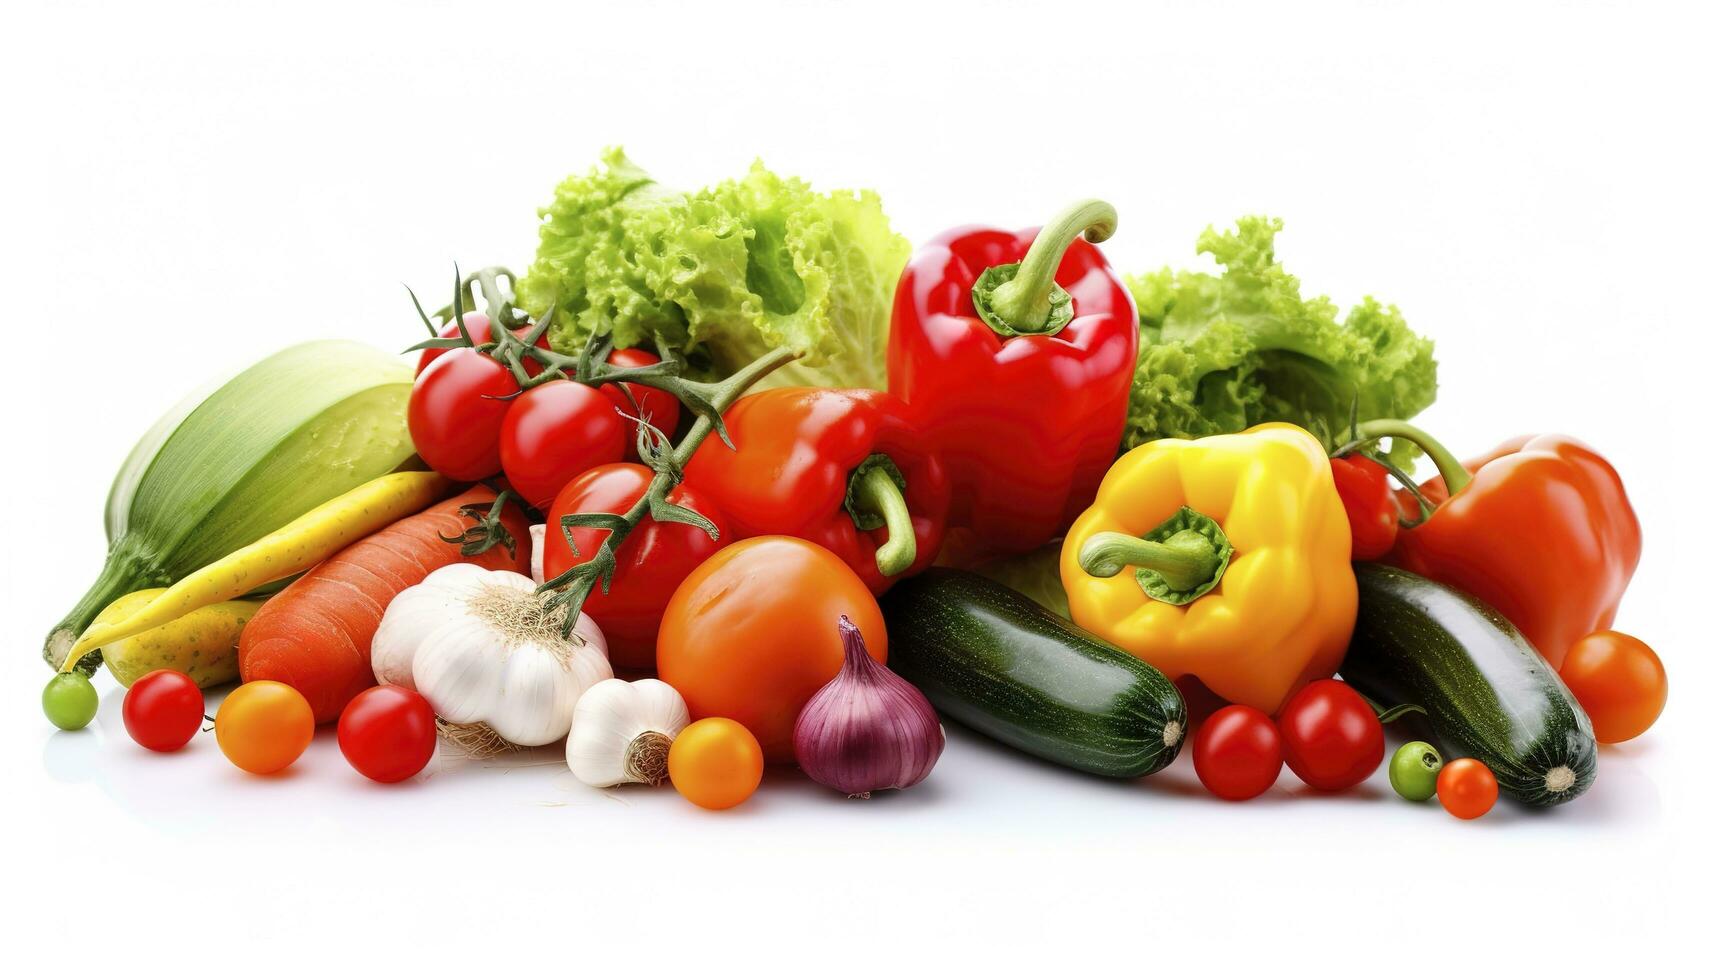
[792,615,945,798]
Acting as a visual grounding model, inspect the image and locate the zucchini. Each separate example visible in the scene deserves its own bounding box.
[879,569,1186,778]
[1341,564,1597,807]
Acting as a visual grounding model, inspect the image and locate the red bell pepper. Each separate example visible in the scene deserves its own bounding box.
[887,200,1138,557]
[1330,454,1401,561]
[542,462,728,672]
[1364,421,1642,671]
[684,387,949,593]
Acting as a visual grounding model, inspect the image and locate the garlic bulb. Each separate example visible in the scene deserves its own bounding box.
[567,678,691,787]
[372,564,611,746]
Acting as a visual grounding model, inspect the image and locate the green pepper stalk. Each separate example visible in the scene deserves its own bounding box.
[1076,506,1235,606]
[971,200,1118,338]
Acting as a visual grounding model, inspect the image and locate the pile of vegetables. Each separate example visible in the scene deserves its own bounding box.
[37,149,1668,822]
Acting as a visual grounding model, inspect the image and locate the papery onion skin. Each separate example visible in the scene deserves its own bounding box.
[793,616,944,797]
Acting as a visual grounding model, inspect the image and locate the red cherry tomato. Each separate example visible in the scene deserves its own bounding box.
[1276,679,1384,791]
[415,313,551,377]
[1438,757,1499,819]
[1330,456,1400,561]
[408,347,519,480]
[500,380,628,510]
[544,462,727,671]
[1192,705,1283,801]
[122,669,205,752]
[337,685,437,783]
[602,348,683,458]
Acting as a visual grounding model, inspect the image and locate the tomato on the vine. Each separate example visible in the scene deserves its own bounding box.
[1192,705,1283,801]
[415,312,552,378]
[337,685,436,783]
[1276,679,1384,791]
[122,669,205,752]
[602,348,683,456]
[500,380,628,510]
[544,463,728,672]
[1330,455,1400,560]
[408,347,520,481]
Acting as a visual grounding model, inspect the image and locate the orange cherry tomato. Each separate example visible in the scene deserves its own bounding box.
[1437,758,1498,820]
[215,681,315,775]
[1559,630,1667,744]
[668,718,764,810]
[657,536,887,763]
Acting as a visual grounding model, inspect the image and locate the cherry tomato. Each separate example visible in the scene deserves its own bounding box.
[1437,757,1498,819]
[1388,741,1443,802]
[337,685,436,783]
[42,672,98,731]
[543,463,727,671]
[1192,705,1283,801]
[658,536,887,763]
[408,347,519,480]
[1560,630,1667,744]
[1330,455,1400,560]
[415,313,551,377]
[668,717,764,810]
[602,348,682,457]
[1276,679,1384,791]
[122,669,204,752]
[498,379,627,509]
[215,681,315,775]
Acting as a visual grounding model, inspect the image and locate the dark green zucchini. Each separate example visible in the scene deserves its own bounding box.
[1342,564,1597,807]
[880,569,1186,778]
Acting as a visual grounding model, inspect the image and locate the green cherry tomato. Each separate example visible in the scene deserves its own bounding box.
[1389,740,1443,801]
[43,672,99,731]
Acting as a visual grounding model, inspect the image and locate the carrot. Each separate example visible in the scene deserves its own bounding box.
[57,471,451,672]
[238,486,532,723]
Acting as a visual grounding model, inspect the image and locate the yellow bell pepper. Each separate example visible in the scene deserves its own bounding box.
[1059,423,1356,714]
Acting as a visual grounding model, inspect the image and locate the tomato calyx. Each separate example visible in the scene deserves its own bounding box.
[405,266,713,415]
[438,485,539,559]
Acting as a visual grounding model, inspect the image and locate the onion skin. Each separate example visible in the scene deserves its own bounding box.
[792,615,944,797]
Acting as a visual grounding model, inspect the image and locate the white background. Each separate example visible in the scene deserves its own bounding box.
[4,1,1709,974]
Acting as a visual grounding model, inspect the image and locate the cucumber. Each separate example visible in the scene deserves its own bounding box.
[1341,564,1597,807]
[879,569,1186,778]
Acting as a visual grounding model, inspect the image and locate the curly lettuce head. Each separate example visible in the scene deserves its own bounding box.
[1125,216,1437,459]
[516,148,908,391]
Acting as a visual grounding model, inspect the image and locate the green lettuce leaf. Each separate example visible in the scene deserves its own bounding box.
[1125,216,1437,460]
[516,148,908,391]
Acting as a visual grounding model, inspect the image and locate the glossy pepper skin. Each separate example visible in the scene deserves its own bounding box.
[1330,455,1400,560]
[1384,431,1641,671]
[888,201,1138,558]
[542,463,727,673]
[684,387,950,594]
[1060,423,1356,714]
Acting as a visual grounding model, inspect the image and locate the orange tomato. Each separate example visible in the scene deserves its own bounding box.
[658,536,886,762]
[668,718,764,810]
[1437,758,1498,820]
[215,680,315,775]
[1560,630,1667,744]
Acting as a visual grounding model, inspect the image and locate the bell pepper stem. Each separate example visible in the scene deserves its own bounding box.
[849,464,916,577]
[1078,529,1221,592]
[1354,419,1473,495]
[985,199,1118,331]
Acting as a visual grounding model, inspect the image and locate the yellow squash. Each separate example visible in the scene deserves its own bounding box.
[89,590,263,688]
[1059,423,1356,714]
[58,470,451,671]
